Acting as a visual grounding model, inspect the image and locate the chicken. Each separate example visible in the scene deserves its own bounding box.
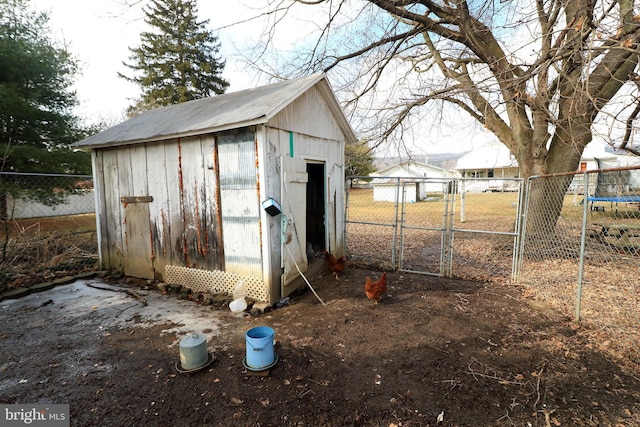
[323,250,346,279]
[306,243,314,266]
[365,272,387,304]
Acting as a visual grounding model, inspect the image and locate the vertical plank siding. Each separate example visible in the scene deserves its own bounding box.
[268,86,347,256]
[89,78,349,302]
[95,136,223,279]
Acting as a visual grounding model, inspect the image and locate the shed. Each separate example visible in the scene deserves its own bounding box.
[73,73,355,304]
[369,160,456,202]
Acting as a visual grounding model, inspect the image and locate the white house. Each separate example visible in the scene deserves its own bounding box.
[455,140,640,193]
[453,142,520,192]
[369,160,457,202]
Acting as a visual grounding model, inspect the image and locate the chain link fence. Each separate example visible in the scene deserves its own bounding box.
[0,172,98,293]
[520,166,640,367]
[345,176,523,282]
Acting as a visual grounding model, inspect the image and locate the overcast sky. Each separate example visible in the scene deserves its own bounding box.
[28,0,497,155]
[30,0,281,124]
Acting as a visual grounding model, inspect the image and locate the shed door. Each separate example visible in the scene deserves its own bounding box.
[281,156,308,293]
[122,197,154,279]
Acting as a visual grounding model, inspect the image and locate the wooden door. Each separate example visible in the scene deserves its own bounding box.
[281,156,309,294]
[121,196,154,279]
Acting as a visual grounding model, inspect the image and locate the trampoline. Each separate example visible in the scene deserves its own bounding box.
[587,195,640,212]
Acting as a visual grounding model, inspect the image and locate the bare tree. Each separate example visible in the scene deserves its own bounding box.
[248,0,640,228]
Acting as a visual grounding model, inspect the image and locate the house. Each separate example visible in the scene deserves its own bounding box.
[453,142,520,192]
[72,73,355,304]
[369,160,456,202]
[455,139,639,194]
[578,141,640,196]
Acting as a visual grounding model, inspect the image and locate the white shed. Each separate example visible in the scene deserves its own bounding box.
[370,160,455,202]
[73,73,355,304]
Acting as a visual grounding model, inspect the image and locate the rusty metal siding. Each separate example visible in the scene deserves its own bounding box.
[145,142,171,275]
[218,129,263,279]
[159,136,222,272]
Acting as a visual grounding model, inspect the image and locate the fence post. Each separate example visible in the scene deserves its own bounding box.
[575,172,590,322]
[392,178,401,269]
[459,179,466,223]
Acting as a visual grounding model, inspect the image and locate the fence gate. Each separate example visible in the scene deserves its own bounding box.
[346,177,523,282]
[397,178,455,276]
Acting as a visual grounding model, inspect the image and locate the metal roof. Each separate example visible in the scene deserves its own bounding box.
[73,72,356,149]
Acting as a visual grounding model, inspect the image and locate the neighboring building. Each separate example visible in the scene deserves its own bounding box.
[369,160,457,202]
[453,142,520,192]
[73,73,356,304]
[4,190,95,219]
[455,140,639,193]
[424,151,469,170]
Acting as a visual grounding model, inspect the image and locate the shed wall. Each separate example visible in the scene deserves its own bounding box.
[267,88,346,257]
[269,85,346,144]
[93,135,223,279]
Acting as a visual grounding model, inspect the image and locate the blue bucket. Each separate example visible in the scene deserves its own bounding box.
[245,326,275,370]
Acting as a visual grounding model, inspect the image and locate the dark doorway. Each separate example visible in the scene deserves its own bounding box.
[306,163,326,254]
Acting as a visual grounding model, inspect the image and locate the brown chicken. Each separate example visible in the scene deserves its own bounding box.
[365,272,387,304]
[323,250,346,279]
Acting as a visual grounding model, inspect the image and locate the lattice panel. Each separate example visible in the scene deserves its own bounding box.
[164,265,268,302]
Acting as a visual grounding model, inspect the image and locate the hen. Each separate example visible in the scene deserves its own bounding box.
[323,250,346,279]
[365,272,387,304]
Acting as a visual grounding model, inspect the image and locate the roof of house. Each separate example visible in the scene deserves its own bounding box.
[372,160,449,177]
[369,160,453,184]
[454,142,518,170]
[73,72,356,149]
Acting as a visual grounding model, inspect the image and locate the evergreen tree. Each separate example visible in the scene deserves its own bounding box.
[0,0,91,174]
[345,140,376,178]
[120,0,229,115]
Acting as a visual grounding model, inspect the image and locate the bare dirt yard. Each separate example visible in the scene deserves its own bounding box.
[1,266,640,427]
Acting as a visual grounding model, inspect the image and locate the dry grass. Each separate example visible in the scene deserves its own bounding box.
[0,214,98,292]
[346,187,640,371]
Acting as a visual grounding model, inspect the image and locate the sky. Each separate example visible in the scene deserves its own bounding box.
[30,0,280,124]
[29,0,493,155]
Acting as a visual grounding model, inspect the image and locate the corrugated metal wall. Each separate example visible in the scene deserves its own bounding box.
[218,130,263,279]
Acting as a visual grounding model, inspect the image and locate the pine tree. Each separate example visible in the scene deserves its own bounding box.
[120,0,229,115]
[0,0,91,174]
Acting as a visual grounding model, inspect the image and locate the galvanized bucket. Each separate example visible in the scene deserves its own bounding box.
[179,333,208,371]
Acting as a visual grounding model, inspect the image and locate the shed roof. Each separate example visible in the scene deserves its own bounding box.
[73,72,356,149]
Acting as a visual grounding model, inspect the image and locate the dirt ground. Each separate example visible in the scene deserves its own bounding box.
[1,267,640,427]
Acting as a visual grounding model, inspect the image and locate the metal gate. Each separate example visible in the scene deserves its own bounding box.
[345,177,523,282]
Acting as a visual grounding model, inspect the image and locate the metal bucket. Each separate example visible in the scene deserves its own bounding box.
[245,326,275,370]
[179,333,208,371]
